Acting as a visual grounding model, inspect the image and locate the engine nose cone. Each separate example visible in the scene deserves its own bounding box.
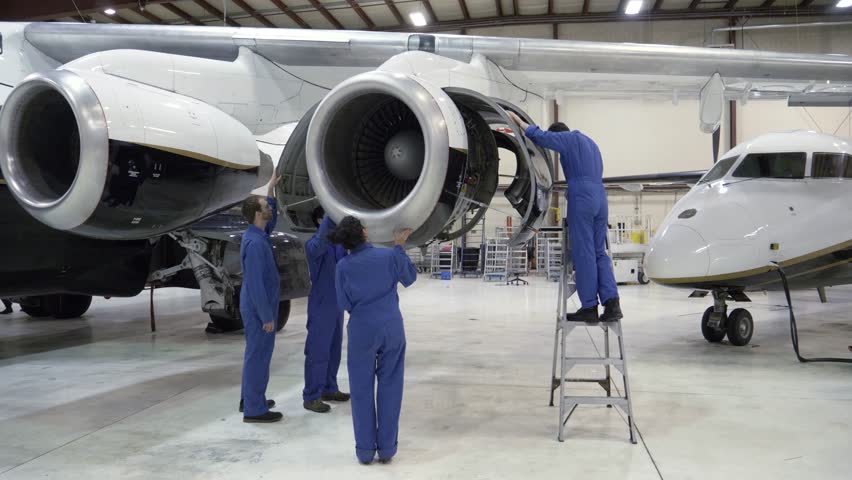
[645,224,710,283]
[384,130,424,181]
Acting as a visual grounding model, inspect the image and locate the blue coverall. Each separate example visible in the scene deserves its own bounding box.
[303,216,347,402]
[335,243,417,463]
[524,126,619,309]
[239,197,280,417]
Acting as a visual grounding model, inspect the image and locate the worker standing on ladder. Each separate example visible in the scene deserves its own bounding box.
[507,111,622,323]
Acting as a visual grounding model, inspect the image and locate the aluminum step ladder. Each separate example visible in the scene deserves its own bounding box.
[549,218,638,444]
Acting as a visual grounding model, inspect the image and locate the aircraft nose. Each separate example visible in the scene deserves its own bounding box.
[646,224,710,283]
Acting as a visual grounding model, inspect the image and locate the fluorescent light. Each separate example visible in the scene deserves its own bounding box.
[625,0,643,14]
[409,12,427,27]
[837,0,852,8]
[104,8,116,15]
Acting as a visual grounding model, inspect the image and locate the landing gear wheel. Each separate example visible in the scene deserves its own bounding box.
[208,313,243,332]
[701,307,726,343]
[637,270,649,285]
[19,296,50,318]
[726,308,753,346]
[45,294,93,319]
[208,300,291,333]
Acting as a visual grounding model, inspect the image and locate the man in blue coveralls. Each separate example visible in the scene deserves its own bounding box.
[507,111,623,323]
[302,207,350,413]
[238,173,284,423]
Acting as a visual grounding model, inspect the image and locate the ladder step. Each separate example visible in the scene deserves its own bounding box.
[564,357,623,366]
[563,396,628,407]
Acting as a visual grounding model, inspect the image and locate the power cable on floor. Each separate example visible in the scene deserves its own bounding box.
[774,265,852,364]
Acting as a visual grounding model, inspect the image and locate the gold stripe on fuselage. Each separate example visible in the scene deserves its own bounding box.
[651,238,852,286]
[135,143,258,171]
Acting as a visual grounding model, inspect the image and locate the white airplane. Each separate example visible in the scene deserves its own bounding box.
[0,22,850,332]
[644,130,852,347]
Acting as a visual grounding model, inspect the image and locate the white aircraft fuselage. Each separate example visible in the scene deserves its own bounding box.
[646,130,852,293]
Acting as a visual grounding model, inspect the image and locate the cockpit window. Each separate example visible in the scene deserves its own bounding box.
[732,152,806,179]
[812,152,851,179]
[698,156,737,184]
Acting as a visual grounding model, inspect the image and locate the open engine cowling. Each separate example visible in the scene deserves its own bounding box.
[278,71,552,246]
[0,69,270,240]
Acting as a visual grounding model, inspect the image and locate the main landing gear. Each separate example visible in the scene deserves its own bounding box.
[701,290,754,346]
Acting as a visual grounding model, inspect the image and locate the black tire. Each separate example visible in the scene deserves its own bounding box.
[209,299,291,333]
[209,312,244,332]
[19,296,50,318]
[726,308,753,346]
[637,270,650,285]
[701,307,726,343]
[45,294,93,319]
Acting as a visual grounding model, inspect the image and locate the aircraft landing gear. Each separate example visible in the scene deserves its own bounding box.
[700,290,753,346]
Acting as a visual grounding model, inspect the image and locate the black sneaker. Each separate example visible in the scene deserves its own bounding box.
[377,457,393,465]
[600,298,623,322]
[565,306,599,323]
[0,309,11,315]
[239,399,276,413]
[321,391,351,402]
[243,411,283,423]
[303,399,331,413]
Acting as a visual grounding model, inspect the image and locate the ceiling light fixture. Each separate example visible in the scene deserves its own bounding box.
[625,0,643,14]
[837,0,852,7]
[104,8,116,15]
[409,12,428,27]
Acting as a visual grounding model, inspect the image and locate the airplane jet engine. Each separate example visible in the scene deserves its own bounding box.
[0,67,271,240]
[277,70,553,246]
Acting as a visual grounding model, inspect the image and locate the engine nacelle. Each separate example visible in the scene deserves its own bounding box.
[0,67,270,240]
[278,70,552,246]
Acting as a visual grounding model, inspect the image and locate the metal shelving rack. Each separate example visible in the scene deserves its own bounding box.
[482,238,509,282]
[459,211,486,277]
[536,227,563,276]
[546,238,562,282]
[429,241,455,279]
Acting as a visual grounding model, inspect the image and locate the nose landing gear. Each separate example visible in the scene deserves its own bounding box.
[700,290,754,346]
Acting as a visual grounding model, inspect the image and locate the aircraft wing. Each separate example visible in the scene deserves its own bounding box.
[552,171,706,193]
[21,23,852,104]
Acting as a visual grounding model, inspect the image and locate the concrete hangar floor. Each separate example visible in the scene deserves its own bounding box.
[0,277,850,479]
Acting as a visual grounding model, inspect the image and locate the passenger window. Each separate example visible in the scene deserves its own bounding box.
[698,156,737,184]
[732,152,806,179]
[812,152,851,179]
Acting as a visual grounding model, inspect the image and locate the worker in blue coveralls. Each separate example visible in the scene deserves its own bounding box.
[507,110,622,323]
[329,216,417,465]
[238,172,283,423]
[302,206,350,413]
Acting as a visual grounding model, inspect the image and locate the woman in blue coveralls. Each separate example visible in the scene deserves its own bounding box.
[328,216,417,465]
[302,207,350,413]
[507,111,623,323]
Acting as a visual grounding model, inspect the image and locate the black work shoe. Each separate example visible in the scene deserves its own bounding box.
[243,411,283,423]
[359,459,373,465]
[321,391,351,402]
[377,457,393,465]
[0,309,12,315]
[303,399,331,413]
[600,298,623,322]
[565,306,599,323]
[239,399,276,413]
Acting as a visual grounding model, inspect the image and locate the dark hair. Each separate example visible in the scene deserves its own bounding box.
[548,122,570,132]
[311,206,325,228]
[328,216,366,250]
[241,195,264,223]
